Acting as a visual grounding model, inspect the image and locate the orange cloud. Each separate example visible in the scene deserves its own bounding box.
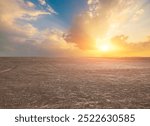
[110,35,150,57]
[65,0,140,50]
[26,1,35,8]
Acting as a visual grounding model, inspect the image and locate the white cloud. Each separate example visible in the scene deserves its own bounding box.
[38,0,57,14]
[47,5,57,14]
[39,0,46,6]
[87,0,101,18]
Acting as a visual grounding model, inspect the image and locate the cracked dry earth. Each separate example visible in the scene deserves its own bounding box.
[0,57,150,108]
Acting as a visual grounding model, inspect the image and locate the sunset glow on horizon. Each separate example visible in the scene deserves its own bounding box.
[0,0,150,57]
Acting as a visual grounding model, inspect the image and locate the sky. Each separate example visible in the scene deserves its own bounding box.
[0,0,150,57]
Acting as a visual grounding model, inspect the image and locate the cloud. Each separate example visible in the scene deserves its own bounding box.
[39,0,46,5]
[111,35,150,56]
[65,0,145,50]
[0,25,76,57]
[132,9,144,21]
[0,0,46,40]
[38,0,57,14]
[26,1,35,8]
[0,0,75,57]
[0,0,57,36]
[0,0,52,25]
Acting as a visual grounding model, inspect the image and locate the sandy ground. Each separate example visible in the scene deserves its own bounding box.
[0,57,150,108]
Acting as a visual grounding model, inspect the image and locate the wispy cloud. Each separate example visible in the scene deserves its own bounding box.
[26,1,35,8]
[39,0,46,5]
[38,0,57,14]
[132,9,144,21]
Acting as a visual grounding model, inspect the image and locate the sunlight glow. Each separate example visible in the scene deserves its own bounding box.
[96,38,112,52]
[99,44,110,52]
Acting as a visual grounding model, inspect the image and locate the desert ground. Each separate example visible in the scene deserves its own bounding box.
[0,57,150,108]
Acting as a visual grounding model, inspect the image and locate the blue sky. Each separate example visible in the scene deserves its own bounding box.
[47,0,87,24]
[27,0,87,30]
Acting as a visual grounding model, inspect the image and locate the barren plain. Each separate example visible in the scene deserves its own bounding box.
[0,57,150,108]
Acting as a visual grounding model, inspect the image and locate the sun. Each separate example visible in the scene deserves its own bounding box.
[96,38,111,52]
[98,44,110,52]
